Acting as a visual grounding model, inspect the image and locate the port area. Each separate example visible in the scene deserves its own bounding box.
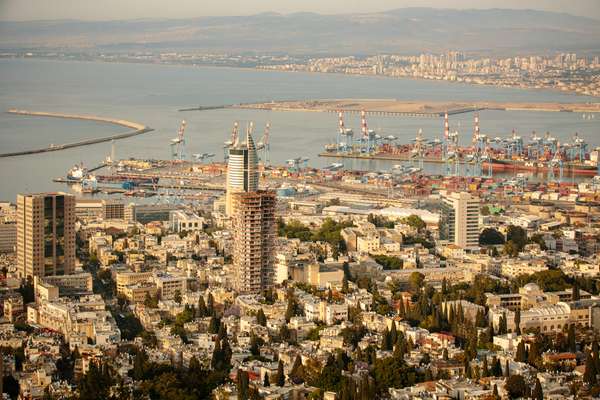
[53,159,228,198]
[231,99,600,116]
[0,109,153,158]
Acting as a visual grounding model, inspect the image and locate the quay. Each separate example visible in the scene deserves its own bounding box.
[0,109,153,158]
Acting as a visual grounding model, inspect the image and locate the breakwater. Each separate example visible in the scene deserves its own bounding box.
[1,109,153,158]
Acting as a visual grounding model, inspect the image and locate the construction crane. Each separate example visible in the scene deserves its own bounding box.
[170,120,187,161]
[223,121,239,161]
[256,122,271,166]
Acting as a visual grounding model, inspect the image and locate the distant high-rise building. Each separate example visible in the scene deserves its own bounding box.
[231,190,276,294]
[225,129,259,216]
[17,193,76,279]
[440,191,480,250]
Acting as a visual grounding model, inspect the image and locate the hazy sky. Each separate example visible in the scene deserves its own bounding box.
[1,0,599,21]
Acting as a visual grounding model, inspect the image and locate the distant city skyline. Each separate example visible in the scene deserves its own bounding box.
[1,0,599,21]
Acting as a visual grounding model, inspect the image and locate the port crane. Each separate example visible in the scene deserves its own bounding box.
[286,157,309,172]
[548,141,564,183]
[256,122,271,166]
[411,128,425,169]
[170,120,187,161]
[223,121,239,161]
[193,153,215,163]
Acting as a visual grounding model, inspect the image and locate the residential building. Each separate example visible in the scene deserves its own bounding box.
[17,193,76,279]
[170,210,205,233]
[0,222,16,253]
[440,191,480,250]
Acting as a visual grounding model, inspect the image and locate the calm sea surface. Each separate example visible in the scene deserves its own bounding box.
[0,58,598,200]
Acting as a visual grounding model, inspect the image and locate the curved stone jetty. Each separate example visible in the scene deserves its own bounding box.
[1,109,153,158]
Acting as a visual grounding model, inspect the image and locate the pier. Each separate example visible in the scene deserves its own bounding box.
[1,109,153,158]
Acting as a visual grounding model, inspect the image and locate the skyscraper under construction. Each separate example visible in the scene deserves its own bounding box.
[227,128,276,293]
[231,190,276,293]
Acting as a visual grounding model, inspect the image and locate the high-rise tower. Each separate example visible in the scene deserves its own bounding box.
[17,192,76,279]
[225,128,259,216]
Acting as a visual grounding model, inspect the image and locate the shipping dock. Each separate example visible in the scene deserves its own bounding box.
[320,110,600,180]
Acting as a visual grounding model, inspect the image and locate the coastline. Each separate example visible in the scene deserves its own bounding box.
[2,55,597,102]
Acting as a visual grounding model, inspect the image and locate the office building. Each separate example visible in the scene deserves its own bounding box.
[17,193,76,279]
[225,130,259,216]
[231,190,276,294]
[440,191,480,250]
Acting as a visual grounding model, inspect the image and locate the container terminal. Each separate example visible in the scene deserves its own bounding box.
[320,110,600,180]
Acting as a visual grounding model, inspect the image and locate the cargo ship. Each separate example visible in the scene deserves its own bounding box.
[95,174,159,185]
[485,158,598,175]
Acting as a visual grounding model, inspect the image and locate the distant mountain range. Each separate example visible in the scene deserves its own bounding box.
[1,8,599,55]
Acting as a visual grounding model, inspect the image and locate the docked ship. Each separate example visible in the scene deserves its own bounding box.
[66,164,87,182]
[485,158,598,175]
[95,174,159,185]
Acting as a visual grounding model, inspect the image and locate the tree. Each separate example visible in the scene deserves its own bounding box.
[276,360,285,387]
[208,315,220,334]
[514,308,521,335]
[263,373,270,387]
[505,375,526,399]
[343,262,352,281]
[197,295,208,317]
[173,290,182,305]
[492,384,500,400]
[568,325,576,353]
[532,378,543,400]
[402,215,426,231]
[482,357,489,377]
[256,308,267,327]
[528,340,541,366]
[381,326,392,351]
[249,332,262,357]
[503,241,520,258]
[515,341,527,363]
[479,228,505,245]
[289,355,305,384]
[207,292,215,315]
[506,225,527,250]
[408,272,425,293]
[342,276,349,293]
[584,351,597,386]
[237,369,249,400]
[285,291,296,322]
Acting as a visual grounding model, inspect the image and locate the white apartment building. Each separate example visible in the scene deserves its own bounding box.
[170,210,205,233]
[441,191,480,250]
